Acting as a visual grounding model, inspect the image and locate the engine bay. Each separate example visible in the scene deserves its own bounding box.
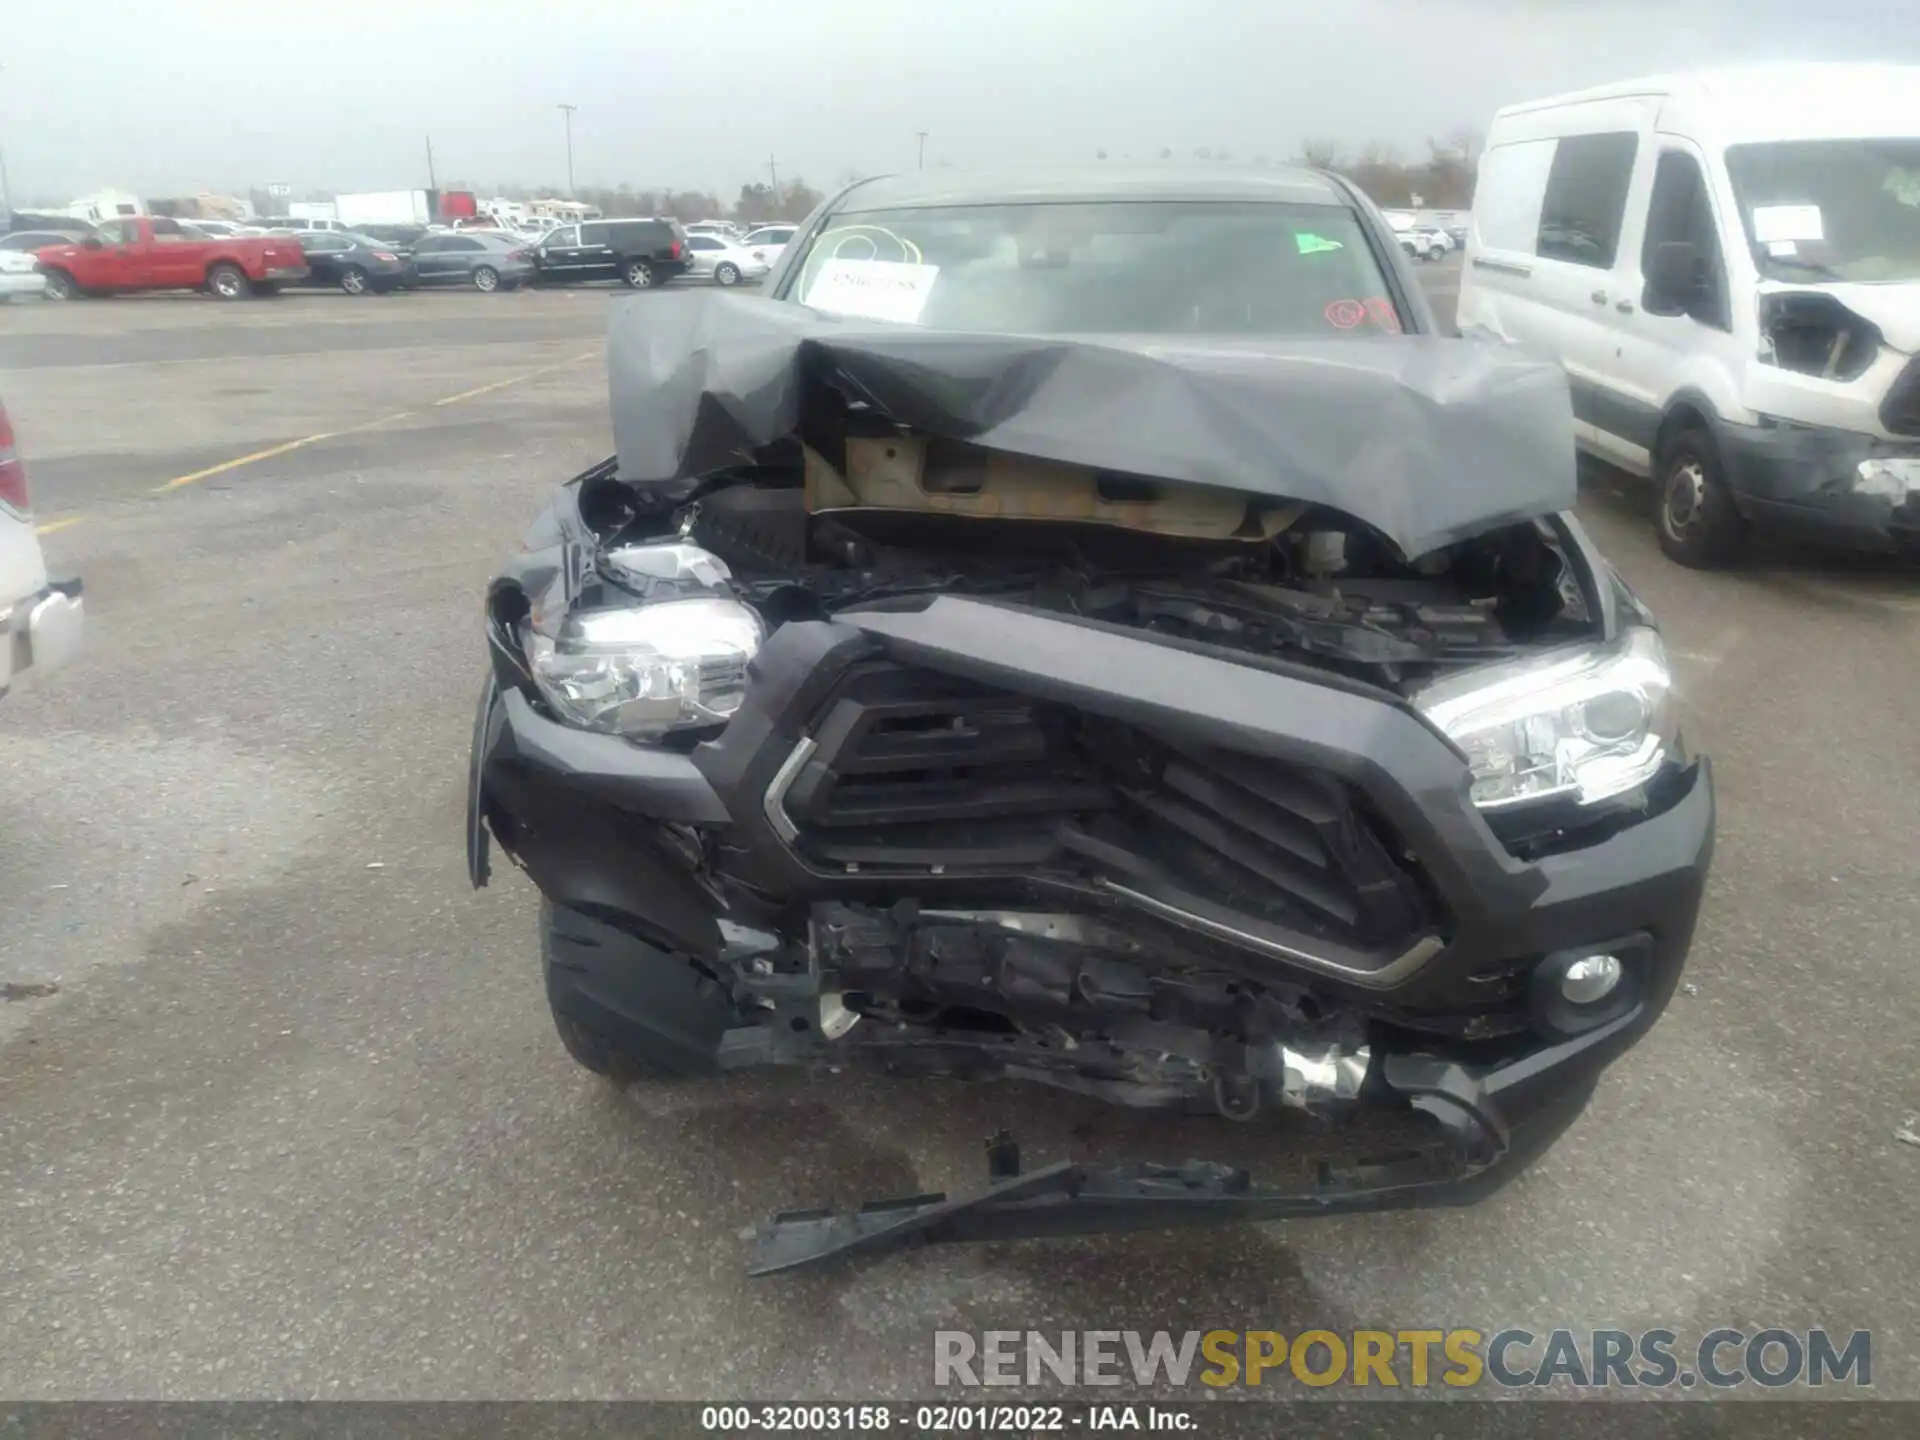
[579,430,1596,695]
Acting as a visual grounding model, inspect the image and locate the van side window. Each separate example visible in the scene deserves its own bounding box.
[1470,139,1556,253]
[1641,151,1730,330]
[1537,133,1638,269]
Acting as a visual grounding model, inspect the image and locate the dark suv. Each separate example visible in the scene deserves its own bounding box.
[531,217,690,289]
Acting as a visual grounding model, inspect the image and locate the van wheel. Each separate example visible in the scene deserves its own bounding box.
[623,260,655,289]
[41,270,79,301]
[1656,428,1744,568]
[207,263,249,300]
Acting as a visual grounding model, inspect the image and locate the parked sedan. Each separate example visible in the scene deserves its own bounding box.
[683,232,770,286]
[740,224,796,252]
[408,231,536,292]
[0,250,47,301]
[355,223,433,250]
[285,230,415,294]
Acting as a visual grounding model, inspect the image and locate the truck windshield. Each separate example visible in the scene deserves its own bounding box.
[1725,138,1920,283]
[781,201,1404,337]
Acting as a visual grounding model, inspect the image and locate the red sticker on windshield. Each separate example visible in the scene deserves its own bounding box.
[1324,299,1366,330]
[1364,297,1402,333]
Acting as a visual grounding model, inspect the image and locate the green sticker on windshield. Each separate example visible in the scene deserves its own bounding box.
[1885,168,1920,207]
[1294,232,1345,255]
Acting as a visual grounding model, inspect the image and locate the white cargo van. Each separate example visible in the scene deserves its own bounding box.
[1457,64,1920,565]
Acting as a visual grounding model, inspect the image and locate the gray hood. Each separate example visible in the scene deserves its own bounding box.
[607,290,1577,558]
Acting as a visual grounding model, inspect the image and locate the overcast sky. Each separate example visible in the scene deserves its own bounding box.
[5,0,1917,204]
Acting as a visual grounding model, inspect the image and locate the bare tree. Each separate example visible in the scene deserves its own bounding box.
[1297,137,1342,170]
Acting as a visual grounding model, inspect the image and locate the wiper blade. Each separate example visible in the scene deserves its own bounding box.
[1763,254,1844,281]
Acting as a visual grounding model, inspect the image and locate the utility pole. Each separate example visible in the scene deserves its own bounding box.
[557,104,578,197]
[425,135,437,191]
[768,154,778,193]
[916,131,928,170]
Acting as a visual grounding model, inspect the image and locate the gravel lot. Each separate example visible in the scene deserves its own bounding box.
[2,270,1917,1402]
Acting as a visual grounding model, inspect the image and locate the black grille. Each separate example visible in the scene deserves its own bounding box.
[1883,356,1920,437]
[782,661,1430,954]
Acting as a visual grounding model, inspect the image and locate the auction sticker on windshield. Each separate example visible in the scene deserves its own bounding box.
[803,259,940,323]
[1750,204,1824,244]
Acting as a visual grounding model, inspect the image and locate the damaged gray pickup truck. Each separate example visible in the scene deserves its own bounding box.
[467,169,1715,1274]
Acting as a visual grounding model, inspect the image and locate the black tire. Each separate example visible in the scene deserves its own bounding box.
[540,900,739,1083]
[339,265,370,296]
[1655,426,1745,568]
[623,259,655,289]
[207,263,249,299]
[41,270,79,301]
[471,264,500,293]
[207,263,249,300]
[714,261,740,287]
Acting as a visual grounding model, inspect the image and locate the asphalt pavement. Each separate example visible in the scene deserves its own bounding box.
[2,269,1918,1401]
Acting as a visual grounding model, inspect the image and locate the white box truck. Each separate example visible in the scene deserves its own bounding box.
[334,191,436,229]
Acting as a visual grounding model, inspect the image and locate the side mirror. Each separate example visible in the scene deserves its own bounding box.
[1645,240,1700,308]
[83,236,104,250]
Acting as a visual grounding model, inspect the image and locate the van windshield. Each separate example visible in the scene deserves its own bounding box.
[1725,138,1920,283]
[782,201,1405,337]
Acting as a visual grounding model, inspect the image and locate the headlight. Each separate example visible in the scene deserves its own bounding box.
[525,544,764,740]
[1414,628,1675,809]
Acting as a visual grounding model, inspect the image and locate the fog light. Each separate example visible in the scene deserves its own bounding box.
[1561,953,1624,1005]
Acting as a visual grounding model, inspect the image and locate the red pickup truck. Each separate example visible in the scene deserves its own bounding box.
[33,217,309,300]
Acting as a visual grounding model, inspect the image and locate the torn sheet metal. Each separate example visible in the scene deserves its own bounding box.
[607,290,1578,558]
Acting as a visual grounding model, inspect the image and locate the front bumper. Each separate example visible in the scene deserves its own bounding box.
[0,271,48,298]
[1716,420,1920,551]
[1,579,84,695]
[472,592,1714,1242]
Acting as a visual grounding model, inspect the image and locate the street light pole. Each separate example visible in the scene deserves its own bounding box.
[916,131,928,170]
[557,104,577,198]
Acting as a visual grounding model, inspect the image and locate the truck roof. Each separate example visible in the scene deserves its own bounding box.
[1490,63,1920,146]
[831,165,1349,214]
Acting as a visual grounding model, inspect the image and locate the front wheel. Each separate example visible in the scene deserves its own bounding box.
[207,263,249,300]
[714,261,741,287]
[540,900,740,1083]
[471,264,499,293]
[1656,427,1745,568]
[41,270,78,301]
[623,259,655,289]
[340,265,370,296]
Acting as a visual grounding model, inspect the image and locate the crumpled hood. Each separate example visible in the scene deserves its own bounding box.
[606,290,1577,558]
[1760,279,1920,353]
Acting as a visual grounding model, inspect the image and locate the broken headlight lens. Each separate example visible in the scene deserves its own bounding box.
[1414,627,1675,809]
[525,596,765,741]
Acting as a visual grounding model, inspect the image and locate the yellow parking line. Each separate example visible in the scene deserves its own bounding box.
[150,351,599,494]
[154,433,336,493]
[35,516,84,535]
[432,375,526,407]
